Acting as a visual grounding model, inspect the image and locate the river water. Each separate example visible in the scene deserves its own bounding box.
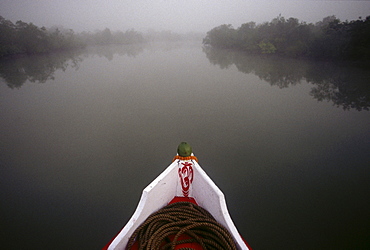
[1,42,369,249]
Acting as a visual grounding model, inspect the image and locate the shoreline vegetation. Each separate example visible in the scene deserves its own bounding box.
[203,15,370,63]
[0,15,201,58]
[1,14,369,63]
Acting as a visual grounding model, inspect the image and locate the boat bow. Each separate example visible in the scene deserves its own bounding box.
[105,153,250,250]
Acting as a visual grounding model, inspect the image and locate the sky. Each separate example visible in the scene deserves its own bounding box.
[0,0,369,33]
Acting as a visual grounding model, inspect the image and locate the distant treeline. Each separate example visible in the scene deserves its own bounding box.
[79,28,144,46]
[203,15,370,61]
[0,16,83,56]
[0,16,144,57]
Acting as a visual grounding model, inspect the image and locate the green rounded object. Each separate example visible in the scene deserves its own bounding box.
[177,142,192,157]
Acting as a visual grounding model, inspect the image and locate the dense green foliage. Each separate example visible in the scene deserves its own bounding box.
[0,16,85,57]
[203,15,370,61]
[0,16,145,57]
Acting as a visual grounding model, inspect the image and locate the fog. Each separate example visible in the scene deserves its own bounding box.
[1,0,369,33]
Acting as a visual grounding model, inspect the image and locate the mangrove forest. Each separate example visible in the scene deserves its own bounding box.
[0,16,144,57]
[203,15,370,62]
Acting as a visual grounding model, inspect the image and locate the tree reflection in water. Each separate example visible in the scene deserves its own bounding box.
[0,44,145,89]
[203,46,370,111]
[1,44,369,111]
[0,50,84,89]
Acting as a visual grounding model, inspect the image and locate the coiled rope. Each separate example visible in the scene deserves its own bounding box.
[126,201,237,250]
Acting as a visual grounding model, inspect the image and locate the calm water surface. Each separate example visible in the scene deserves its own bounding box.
[1,42,369,249]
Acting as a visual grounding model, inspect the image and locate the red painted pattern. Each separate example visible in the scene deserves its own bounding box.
[178,162,193,197]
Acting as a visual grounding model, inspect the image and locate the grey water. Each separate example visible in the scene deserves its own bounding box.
[1,42,369,249]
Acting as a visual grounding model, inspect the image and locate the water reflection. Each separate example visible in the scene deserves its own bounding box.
[0,50,83,89]
[85,44,145,61]
[203,46,370,111]
[0,44,145,89]
[2,44,369,111]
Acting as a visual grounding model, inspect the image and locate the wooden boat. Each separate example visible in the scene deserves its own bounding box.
[103,144,251,250]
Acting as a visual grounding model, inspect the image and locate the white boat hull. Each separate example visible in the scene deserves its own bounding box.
[107,159,250,250]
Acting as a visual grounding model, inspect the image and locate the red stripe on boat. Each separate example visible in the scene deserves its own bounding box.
[168,196,198,205]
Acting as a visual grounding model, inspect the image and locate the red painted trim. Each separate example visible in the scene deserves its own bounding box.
[244,238,253,250]
[168,196,198,205]
[102,235,116,250]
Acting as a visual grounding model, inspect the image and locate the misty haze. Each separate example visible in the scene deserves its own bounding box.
[1,1,369,250]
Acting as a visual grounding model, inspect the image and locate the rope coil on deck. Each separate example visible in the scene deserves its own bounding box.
[126,201,237,250]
